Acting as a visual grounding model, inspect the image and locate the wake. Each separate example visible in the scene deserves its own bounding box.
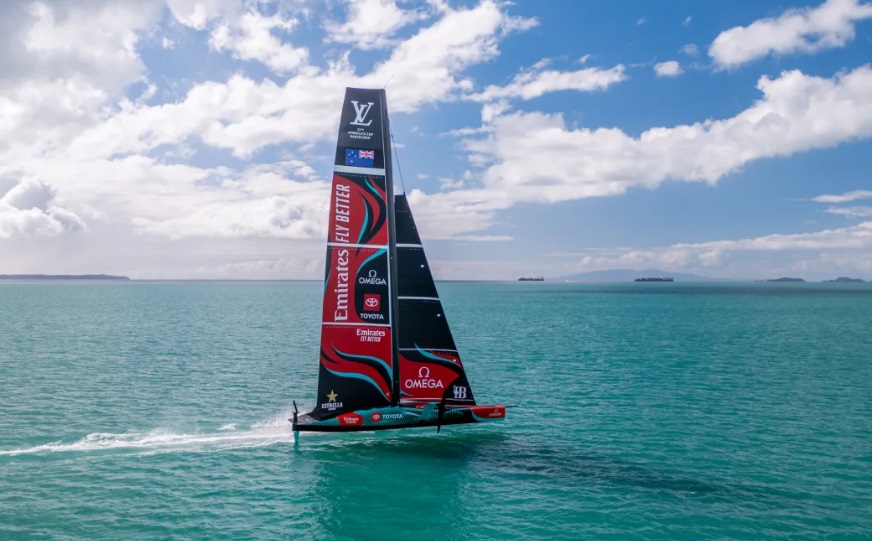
[0,412,296,457]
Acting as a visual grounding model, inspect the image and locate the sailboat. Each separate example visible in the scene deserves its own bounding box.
[291,88,506,435]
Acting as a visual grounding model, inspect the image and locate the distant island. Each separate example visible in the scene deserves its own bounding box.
[634,276,674,282]
[765,277,805,282]
[0,274,130,281]
[822,277,865,283]
[518,276,544,282]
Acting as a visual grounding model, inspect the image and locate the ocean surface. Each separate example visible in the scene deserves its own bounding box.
[1,281,871,540]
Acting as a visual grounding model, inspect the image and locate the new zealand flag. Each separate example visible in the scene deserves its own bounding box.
[345,149,375,167]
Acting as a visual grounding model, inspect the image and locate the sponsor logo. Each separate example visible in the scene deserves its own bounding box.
[363,294,380,311]
[360,312,385,321]
[321,390,343,411]
[356,328,385,343]
[371,412,382,422]
[332,248,350,321]
[404,366,444,390]
[333,183,351,237]
[488,409,504,418]
[349,101,374,126]
[338,413,363,426]
[453,385,468,400]
[358,269,386,286]
[381,413,403,421]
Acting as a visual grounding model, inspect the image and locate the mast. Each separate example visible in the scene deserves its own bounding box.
[381,91,402,405]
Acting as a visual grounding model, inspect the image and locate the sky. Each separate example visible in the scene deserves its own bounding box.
[1,0,871,281]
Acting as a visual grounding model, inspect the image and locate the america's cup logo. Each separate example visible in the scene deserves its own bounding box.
[350,101,374,126]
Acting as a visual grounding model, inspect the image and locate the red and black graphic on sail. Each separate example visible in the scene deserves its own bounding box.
[399,348,476,404]
[322,246,390,325]
[328,173,387,248]
[312,325,393,419]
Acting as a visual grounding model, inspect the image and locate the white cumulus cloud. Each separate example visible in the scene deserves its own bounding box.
[654,61,682,77]
[709,0,872,69]
[0,176,85,239]
[324,0,426,50]
[441,65,872,235]
[209,11,309,73]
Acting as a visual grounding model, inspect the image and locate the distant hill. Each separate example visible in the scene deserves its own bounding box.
[764,277,805,283]
[822,277,865,283]
[0,274,130,281]
[553,268,728,283]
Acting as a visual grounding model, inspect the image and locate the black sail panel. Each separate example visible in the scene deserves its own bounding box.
[397,248,438,298]
[395,194,422,245]
[395,194,476,406]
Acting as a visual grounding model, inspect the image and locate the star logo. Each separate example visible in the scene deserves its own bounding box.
[327,390,338,403]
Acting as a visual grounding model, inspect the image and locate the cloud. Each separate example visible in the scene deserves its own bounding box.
[654,61,682,77]
[26,156,329,241]
[674,221,872,251]
[635,17,645,26]
[683,16,692,27]
[471,64,627,101]
[129,162,331,239]
[680,43,699,57]
[405,187,513,241]
[324,0,426,50]
[825,205,872,216]
[0,1,160,93]
[0,176,85,238]
[367,0,538,109]
[812,189,872,202]
[445,65,872,235]
[208,11,309,73]
[165,0,243,30]
[567,220,872,278]
[3,1,871,279]
[62,0,537,160]
[709,0,872,69]
[1,0,545,274]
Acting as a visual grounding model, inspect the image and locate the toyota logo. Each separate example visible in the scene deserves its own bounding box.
[365,297,379,308]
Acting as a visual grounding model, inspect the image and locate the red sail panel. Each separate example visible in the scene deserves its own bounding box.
[316,325,393,416]
[322,246,390,325]
[328,173,387,246]
[399,349,475,405]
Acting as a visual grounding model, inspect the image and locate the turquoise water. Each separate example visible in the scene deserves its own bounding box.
[1,281,871,540]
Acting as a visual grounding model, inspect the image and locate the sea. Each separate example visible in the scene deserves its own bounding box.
[1,281,870,540]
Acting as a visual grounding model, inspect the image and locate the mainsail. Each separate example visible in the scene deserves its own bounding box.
[293,87,504,433]
[312,88,397,419]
